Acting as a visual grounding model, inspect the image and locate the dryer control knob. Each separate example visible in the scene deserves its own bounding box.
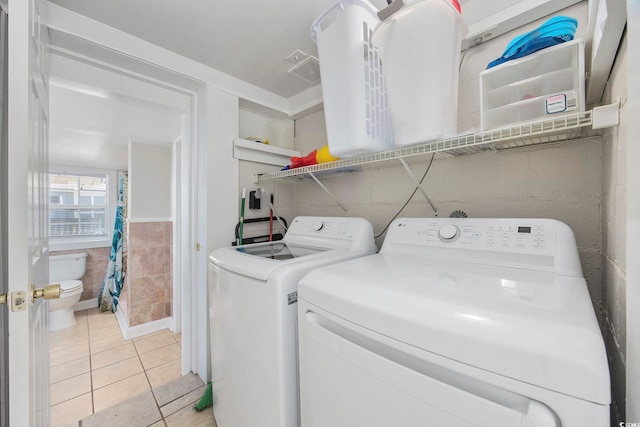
[311,221,324,231]
[438,224,460,242]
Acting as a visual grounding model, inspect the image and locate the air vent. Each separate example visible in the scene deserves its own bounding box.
[288,55,321,85]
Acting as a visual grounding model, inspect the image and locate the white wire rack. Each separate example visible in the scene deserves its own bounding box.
[256,109,596,183]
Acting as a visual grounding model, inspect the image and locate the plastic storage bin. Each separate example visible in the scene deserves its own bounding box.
[372,0,468,147]
[480,39,585,131]
[311,0,394,158]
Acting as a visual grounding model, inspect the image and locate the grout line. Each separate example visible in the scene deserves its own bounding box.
[83,309,96,417]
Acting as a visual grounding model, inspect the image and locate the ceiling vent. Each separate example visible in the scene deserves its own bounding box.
[288,55,321,85]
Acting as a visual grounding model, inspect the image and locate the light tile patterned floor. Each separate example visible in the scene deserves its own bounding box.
[49,308,217,427]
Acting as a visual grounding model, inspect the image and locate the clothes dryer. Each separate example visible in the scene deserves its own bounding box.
[208,216,376,427]
[298,218,610,427]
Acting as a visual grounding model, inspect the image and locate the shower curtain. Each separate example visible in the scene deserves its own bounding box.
[98,171,128,312]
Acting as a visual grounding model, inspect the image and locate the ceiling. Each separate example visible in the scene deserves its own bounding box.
[48,0,388,98]
[46,0,584,100]
[45,0,583,168]
[49,83,185,170]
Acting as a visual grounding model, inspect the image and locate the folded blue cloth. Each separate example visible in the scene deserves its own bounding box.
[487,16,578,69]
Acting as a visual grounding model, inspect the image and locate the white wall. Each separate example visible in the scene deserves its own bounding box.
[195,84,240,382]
[128,142,172,219]
[624,0,640,419]
[237,109,296,240]
[601,33,628,424]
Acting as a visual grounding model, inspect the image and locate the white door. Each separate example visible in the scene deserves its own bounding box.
[6,0,51,425]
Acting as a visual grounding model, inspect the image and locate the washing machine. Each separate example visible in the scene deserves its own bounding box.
[208,216,376,427]
[298,218,610,427]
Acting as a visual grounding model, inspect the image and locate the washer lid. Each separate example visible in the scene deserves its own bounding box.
[209,242,334,281]
[59,280,82,292]
[298,252,610,405]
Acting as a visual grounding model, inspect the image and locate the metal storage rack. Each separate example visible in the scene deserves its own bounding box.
[255,104,619,212]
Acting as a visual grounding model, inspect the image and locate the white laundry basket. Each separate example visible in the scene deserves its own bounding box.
[311,0,394,158]
[373,0,468,146]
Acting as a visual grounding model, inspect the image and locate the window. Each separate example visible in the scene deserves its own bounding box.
[49,172,108,238]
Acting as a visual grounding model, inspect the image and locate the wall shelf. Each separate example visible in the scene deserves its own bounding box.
[256,106,618,184]
[233,138,300,167]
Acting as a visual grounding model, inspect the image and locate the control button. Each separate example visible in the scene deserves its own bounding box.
[438,224,460,242]
[311,221,324,231]
[473,232,481,238]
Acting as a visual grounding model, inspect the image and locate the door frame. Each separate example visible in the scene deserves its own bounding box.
[0,6,8,426]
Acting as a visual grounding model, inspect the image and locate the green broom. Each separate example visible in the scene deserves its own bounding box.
[194,382,213,411]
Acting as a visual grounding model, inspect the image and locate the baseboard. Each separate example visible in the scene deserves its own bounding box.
[74,298,98,312]
[114,310,174,340]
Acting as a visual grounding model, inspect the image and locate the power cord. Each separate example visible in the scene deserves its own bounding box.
[375,153,435,239]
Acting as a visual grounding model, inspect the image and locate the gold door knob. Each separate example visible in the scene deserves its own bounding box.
[0,293,6,305]
[31,284,61,300]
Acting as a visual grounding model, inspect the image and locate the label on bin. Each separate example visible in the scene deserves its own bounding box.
[546,91,578,114]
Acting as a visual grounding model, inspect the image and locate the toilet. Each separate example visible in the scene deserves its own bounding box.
[48,253,87,331]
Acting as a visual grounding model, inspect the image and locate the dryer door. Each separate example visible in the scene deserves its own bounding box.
[298,303,562,427]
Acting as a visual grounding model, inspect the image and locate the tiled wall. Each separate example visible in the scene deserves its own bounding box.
[125,221,173,326]
[50,247,111,303]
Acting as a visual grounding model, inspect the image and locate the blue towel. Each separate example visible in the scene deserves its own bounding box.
[487,16,578,69]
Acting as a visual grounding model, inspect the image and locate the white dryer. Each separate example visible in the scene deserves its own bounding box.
[208,216,376,427]
[298,218,610,427]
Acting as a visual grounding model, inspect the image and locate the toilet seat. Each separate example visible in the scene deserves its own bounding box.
[59,279,83,293]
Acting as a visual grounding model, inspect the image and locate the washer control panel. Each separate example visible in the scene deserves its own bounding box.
[388,218,560,255]
[295,218,353,237]
[384,218,583,275]
[285,217,376,253]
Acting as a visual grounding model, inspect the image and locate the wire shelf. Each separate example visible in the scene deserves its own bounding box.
[256,110,595,183]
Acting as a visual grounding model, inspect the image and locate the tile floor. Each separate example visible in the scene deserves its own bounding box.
[49,308,217,427]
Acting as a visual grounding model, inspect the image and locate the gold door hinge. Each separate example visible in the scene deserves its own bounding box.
[196,243,201,252]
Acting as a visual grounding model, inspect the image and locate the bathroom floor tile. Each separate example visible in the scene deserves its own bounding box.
[49,392,93,427]
[89,332,128,354]
[50,372,92,406]
[133,329,167,340]
[88,315,119,332]
[50,334,89,353]
[92,372,151,413]
[50,342,90,367]
[50,323,88,342]
[171,332,181,347]
[134,330,176,354]
[50,356,90,384]
[91,341,137,370]
[146,358,181,389]
[139,343,180,370]
[91,356,144,390]
[49,309,186,425]
[90,323,123,340]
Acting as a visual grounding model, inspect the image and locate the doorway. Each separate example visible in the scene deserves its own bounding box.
[46,30,201,383]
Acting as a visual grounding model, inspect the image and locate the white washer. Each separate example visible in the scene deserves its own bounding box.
[298,218,610,427]
[208,216,376,427]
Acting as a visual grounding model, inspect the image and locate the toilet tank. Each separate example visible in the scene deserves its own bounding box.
[49,253,87,282]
